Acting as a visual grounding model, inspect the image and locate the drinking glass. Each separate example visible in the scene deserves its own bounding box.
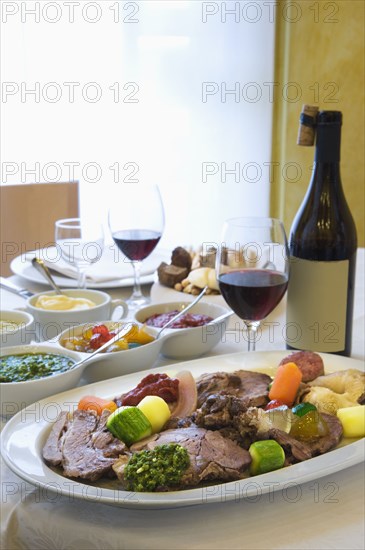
[55,218,105,288]
[216,217,289,351]
[108,184,165,309]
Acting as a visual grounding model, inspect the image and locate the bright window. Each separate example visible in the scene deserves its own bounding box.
[1,1,275,250]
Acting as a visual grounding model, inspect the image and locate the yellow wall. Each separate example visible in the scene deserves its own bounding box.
[271,0,364,246]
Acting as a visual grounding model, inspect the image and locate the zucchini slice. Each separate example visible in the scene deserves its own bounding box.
[106,406,152,446]
[249,440,285,475]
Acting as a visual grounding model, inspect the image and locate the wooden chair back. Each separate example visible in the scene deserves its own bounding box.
[0,182,79,276]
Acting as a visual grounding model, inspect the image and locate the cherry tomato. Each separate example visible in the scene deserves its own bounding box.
[265,399,287,411]
[89,333,105,350]
[92,324,110,337]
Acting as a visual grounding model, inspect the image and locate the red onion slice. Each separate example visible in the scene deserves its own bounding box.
[172,370,197,418]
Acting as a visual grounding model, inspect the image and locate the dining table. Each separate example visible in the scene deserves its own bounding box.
[1,249,364,550]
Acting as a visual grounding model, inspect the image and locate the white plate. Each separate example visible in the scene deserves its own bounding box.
[10,247,169,289]
[1,351,364,509]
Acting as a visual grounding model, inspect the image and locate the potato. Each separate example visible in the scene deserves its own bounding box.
[137,395,171,433]
[336,405,365,438]
[188,267,219,290]
[188,267,210,288]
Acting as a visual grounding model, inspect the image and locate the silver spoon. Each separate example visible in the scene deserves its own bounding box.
[31,257,65,295]
[156,285,208,339]
[207,310,234,324]
[71,322,136,370]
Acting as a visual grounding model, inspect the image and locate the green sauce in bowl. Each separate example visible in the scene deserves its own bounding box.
[0,353,76,383]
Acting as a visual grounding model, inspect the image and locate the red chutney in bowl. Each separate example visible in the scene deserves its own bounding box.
[145,310,213,329]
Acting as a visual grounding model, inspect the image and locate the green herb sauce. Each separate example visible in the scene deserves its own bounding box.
[124,443,190,492]
[0,353,76,383]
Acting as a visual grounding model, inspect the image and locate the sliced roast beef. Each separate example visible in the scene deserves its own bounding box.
[113,427,251,489]
[149,427,251,487]
[306,413,343,455]
[266,429,313,464]
[196,370,271,409]
[194,393,246,430]
[254,413,342,465]
[42,411,69,466]
[42,409,127,481]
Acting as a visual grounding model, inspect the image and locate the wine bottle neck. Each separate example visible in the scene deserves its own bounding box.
[315,120,341,163]
[310,162,342,194]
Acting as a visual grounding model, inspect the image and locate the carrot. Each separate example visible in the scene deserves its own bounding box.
[78,395,117,415]
[268,362,303,407]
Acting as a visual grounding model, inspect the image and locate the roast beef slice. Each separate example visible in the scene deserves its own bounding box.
[196,370,271,409]
[43,410,127,481]
[147,427,251,487]
[42,411,69,466]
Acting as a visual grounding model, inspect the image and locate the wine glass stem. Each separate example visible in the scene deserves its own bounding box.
[77,266,86,289]
[131,261,143,299]
[245,321,260,352]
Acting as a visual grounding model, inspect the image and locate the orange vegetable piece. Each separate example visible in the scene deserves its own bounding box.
[268,362,303,407]
[77,395,117,415]
[128,326,155,345]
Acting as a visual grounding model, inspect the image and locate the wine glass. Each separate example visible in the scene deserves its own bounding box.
[216,217,289,351]
[55,218,104,288]
[108,184,165,309]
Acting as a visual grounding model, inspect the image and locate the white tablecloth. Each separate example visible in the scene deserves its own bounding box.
[1,250,364,550]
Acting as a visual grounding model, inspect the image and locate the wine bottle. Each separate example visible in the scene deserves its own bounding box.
[286,108,357,356]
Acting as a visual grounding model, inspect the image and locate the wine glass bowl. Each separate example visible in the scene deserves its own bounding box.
[216,217,289,351]
[108,184,165,309]
[55,218,104,289]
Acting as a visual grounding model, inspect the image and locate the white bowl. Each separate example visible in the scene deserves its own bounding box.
[55,321,163,383]
[26,289,128,341]
[134,301,231,359]
[0,343,84,415]
[0,310,35,347]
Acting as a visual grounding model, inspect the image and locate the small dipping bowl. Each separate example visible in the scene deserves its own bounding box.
[56,321,163,383]
[134,301,231,359]
[0,310,35,347]
[0,343,84,415]
[26,289,128,341]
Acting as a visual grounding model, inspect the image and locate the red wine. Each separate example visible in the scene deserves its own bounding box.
[113,229,161,261]
[218,269,288,321]
[286,109,357,356]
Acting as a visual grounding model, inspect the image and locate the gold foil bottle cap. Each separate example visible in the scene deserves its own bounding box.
[297,104,319,146]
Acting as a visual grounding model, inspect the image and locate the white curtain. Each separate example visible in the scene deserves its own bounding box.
[1,1,275,250]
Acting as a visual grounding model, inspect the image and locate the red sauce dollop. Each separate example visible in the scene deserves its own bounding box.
[145,310,213,329]
[121,373,179,406]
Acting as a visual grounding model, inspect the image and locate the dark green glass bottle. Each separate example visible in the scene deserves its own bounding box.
[286,110,357,356]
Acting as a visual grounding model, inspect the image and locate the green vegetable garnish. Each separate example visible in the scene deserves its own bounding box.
[106,406,152,446]
[292,402,317,417]
[249,440,285,476]
[124,443,190,492]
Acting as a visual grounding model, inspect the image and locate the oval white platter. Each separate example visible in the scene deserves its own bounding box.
[1,350,364,509]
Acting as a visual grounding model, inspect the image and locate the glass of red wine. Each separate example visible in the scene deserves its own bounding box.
[216,217,289,351]
[108,184,165,309]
